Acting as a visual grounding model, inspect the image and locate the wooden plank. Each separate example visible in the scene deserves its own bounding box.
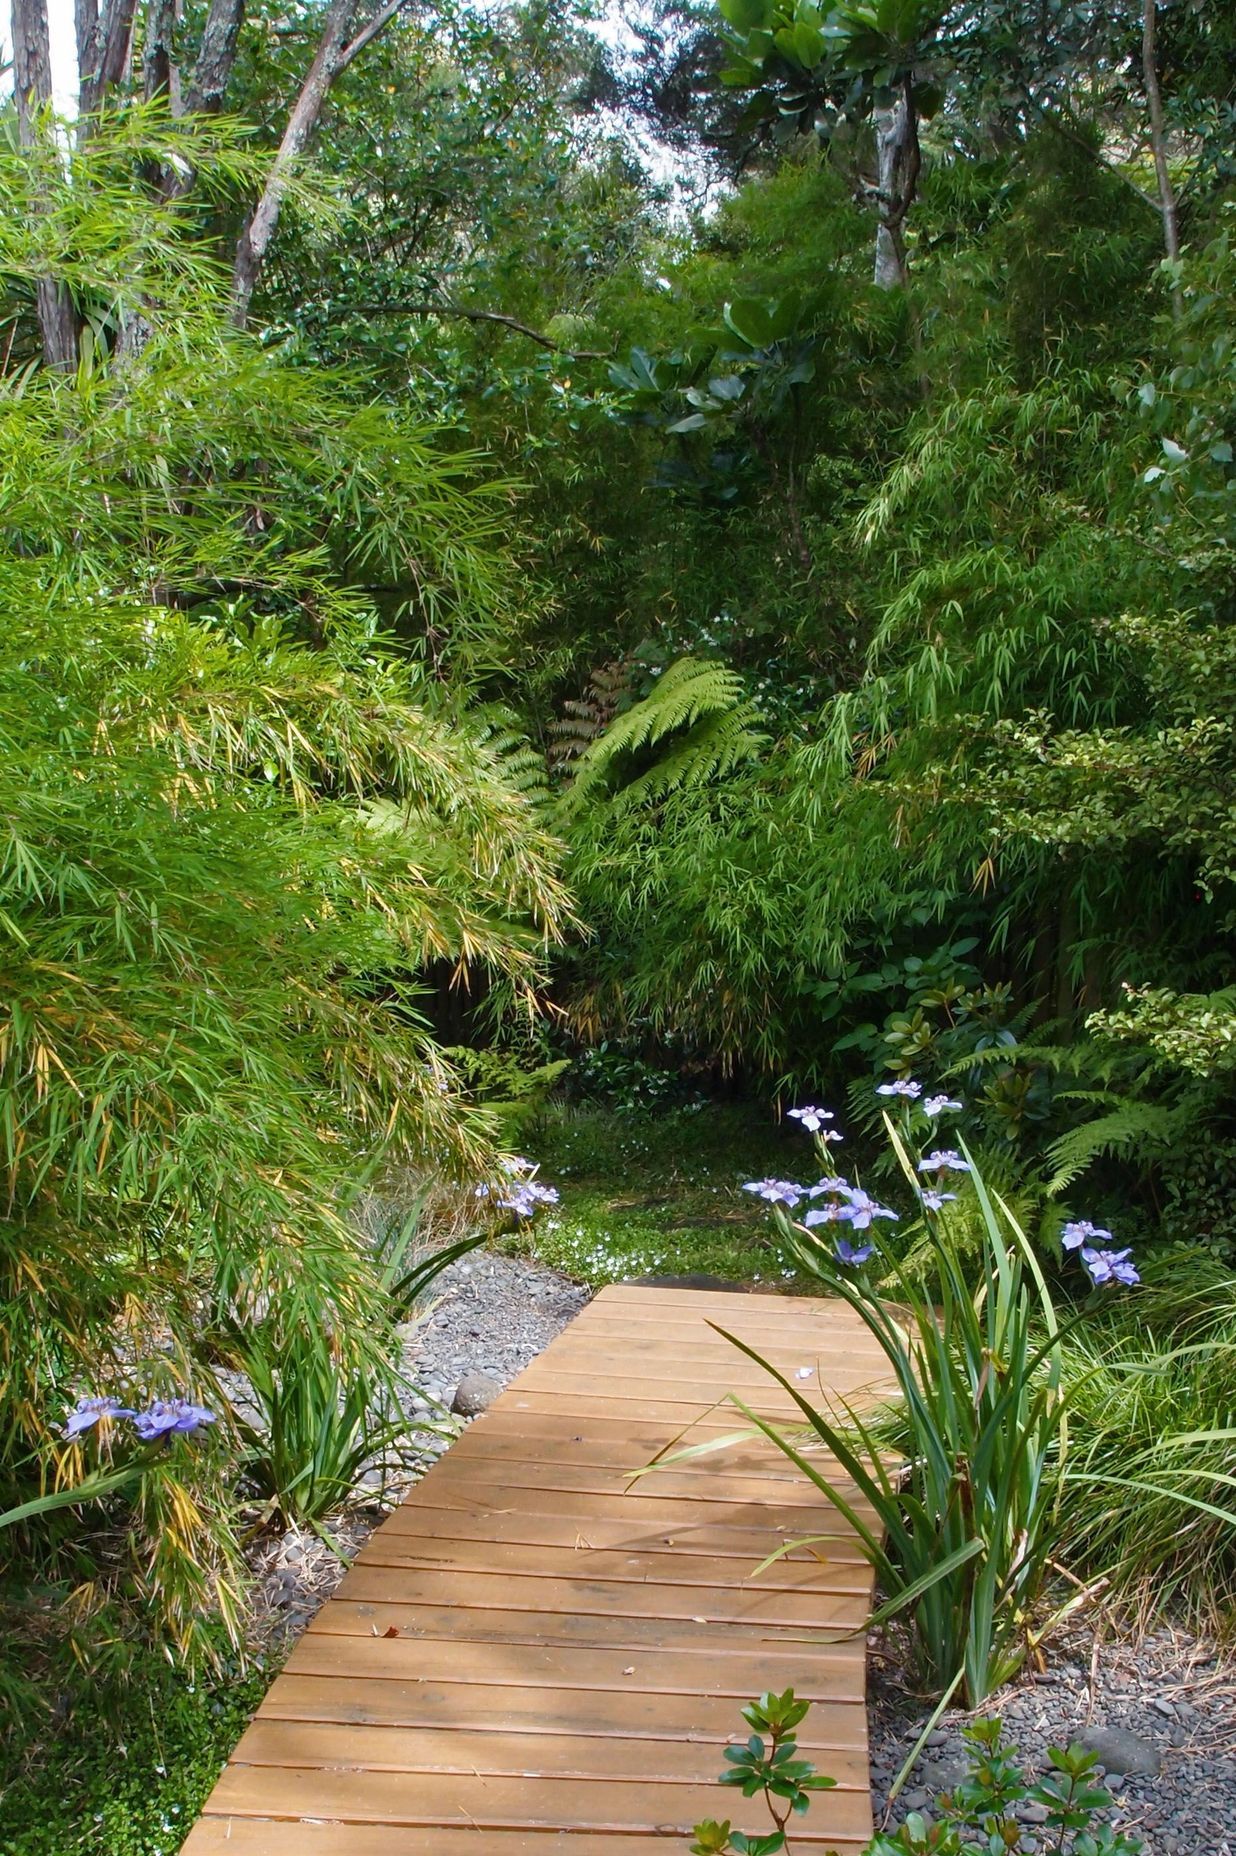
[183,1286,887,1853]
[461,1405,804,1445]
[354,1531,869,1585]
[440,1435,843,1486]
[256,1674,866,1748]
[443,1417,835,1475]
[516,1331,871,1365]
[407,1455,856,1506]
[499,1388,814,1423]
[199,1765,875,1838]
[371,1502,867,1563]
[598,1285,822,1310]
[230,1720,870,1787]
[384,1481,875,1535]
[302,1599,863,1657]
[510,1368,871,1404]
[336,1563,867,1627]
[184,1825,872,1855]
[284,1631,867,1701]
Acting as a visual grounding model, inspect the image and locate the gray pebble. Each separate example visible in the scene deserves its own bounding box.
[452,1371,503,1416]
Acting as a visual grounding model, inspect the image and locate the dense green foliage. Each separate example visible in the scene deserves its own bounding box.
[0,113,567,1672]
[1,0,1235,1828]
[0,1653,274,1856]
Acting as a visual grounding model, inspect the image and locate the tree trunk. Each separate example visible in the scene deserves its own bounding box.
[873,101,908,289]
[231,0,358,325]
[153,0,247,204]
[143,0,179,104]
[871,75,921,291]
[184,0,246,114]
[230,0,409,326]
[10,0,80,369]
[1141,0,1183,315]
[78,0,140,114]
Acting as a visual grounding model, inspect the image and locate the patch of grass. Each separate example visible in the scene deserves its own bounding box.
[1054,1257,1236,1627]
[511,1104,815,1288]
[0,1651,274,1856]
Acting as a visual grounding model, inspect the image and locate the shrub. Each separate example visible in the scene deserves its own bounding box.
[0,129,568,1655]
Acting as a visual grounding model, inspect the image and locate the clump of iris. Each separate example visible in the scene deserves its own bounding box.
[1061,1219,1139,1288]
[476,1155,561,1221]
[65,1395,215,1442]
[775,1102,907,1268]
[777,1084,1141,1295]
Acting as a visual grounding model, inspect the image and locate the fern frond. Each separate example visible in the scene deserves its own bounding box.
[1046,1099,1184,1194]
[562,657,766,811]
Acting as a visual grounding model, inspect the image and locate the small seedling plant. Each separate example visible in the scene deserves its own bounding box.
[691,1701,1143,1856]
[690,1689,835,1855]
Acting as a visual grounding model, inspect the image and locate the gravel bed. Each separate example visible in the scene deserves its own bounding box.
[868,1624,1236,1853]
[399,1248,590,1417]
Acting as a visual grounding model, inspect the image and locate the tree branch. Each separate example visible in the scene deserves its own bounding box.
[78,0,139,114]
[334,0,409,76]
[185,0,247,114]
[355,301,612,360]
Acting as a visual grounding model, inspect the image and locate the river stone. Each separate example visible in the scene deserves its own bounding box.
[1077,1725,1162,1776]
[451,1371,502,1416]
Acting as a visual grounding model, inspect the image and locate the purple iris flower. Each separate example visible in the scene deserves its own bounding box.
[924,1094,962,1117]
[917,1150,971,1175]
[802,1203,846,1226]
[131,1399,216,1441]
[1082,1247,1140,1288]
[877,1079,922,1099]
[807,1177,850,1197]
[498,1179,559,1218]
[839,1187,899,1230]
[63,1395,135,1440]
[835,1238,875,1266]
[920,1189,958,1212]
[787,1106,834,1133]
[742,1179,804,1207]
[1061,1219,1112,1251]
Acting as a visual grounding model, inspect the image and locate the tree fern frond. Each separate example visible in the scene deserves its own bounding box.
[562,657,766,810]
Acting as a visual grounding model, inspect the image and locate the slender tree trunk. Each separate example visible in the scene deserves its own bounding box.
[153,0,247,204]
[78,0,139,114]
[1141,0,1183,315]
[10,0,80,369]
[873,100,908,289]
[230,0,410,325]
[143,0,178,103]
[231,0,357,325]
[184,0,245,112]
[871,75,921,291]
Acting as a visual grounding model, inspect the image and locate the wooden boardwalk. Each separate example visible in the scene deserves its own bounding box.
[183,1283,889,1854]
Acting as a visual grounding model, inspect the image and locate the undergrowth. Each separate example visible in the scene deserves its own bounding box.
[0,1651,273,1856]
[507,1104,822,1287]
